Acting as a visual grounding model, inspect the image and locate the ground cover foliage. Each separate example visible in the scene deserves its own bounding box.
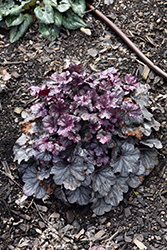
[13,62,162,215]
[0,0,86,43]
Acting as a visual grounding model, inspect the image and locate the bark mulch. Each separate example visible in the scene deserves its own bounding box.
[0,0,167,249]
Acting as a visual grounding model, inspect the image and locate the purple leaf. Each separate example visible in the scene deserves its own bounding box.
[57,114,80,137]
[110,142,140,177]
[92,166,116,196]
[22,165,46,198]
[91,196,112,216]
[66,186,92,205]
[122,100,141,118]
[49,100,69,117]
[51,155,91,190]
[96,129,112,144]
[42,115,57,133]
[104,176,129,206]
[123,74,139,91]
[30,102,47,118]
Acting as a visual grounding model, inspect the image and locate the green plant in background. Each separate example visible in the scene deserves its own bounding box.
[0,0,86,43]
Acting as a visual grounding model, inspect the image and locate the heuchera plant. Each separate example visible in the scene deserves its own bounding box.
[13,62,162,215]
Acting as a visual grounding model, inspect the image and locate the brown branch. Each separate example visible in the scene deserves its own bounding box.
[86,2,167,80]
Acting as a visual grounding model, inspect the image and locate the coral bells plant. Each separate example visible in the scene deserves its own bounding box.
[13,63,162,215]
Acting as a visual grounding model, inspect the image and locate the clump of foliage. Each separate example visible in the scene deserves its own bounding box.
[0,0,86,43]
[13,62,162,215]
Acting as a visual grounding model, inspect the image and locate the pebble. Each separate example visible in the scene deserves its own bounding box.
[87,48,98,57]
[80,27,91,36]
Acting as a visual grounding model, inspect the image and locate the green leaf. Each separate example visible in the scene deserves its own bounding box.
[5,13,24,27]
[69,0,86,17]
[56,0,71,13]
[43,0,57,8]
[34,5,54,24]
[39,22,60,41]
[54,9,62,27]
[62,9,86,30]
[1,1,31,17]
[0,0,14,8]
[10,14,33,43]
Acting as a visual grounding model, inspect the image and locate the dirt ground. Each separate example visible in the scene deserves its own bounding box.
[0,0,167,249]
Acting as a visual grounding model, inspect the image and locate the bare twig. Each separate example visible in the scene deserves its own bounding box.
[0,60,24,65]
[0,166,23,189]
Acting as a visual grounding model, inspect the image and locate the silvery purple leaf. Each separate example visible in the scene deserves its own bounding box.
[140,149,158,175]
[99,67,118,77]
[96,129,112,144]
[19,159,37,175]
[33,135,55,152]
[50,70,72,84]
[51,156,88,190]
[140,139,162,149]
[22,165,46,198]
[13,134,34,164]
[104,177,128,206]
[32,149,52,162]
[127,174,142,188]
[142,118,160,136]
[141,106,153,121]
[49,100,69,117]
[42,115,57,133]
[110,142,140,177]
[30,102,47,118]
[123,74,139,91]
[91,197,112,216]
[131,84,149,107]
[65,62,86,76]
[37,166,51,180]
[122,100,141,118]
[29,84,50,97]
[66,186,92,205]
[57,114,80,137]
[92,166,116,196]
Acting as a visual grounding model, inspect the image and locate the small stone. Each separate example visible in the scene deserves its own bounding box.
[39,221,46,229]
[153,76,160,84]
[80,27,91,36]
[124,207,131,218]
[87,48,98,57]
[149,71,154,80]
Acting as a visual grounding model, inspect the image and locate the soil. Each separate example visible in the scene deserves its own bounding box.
[0,0,167,249]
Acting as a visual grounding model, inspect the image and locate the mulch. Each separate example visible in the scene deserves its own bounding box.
[0,0,167,249]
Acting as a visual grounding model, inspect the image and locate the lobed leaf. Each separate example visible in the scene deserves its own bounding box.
[66,186,92,205]
[110,142,140,177]
[92,166,116,196]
